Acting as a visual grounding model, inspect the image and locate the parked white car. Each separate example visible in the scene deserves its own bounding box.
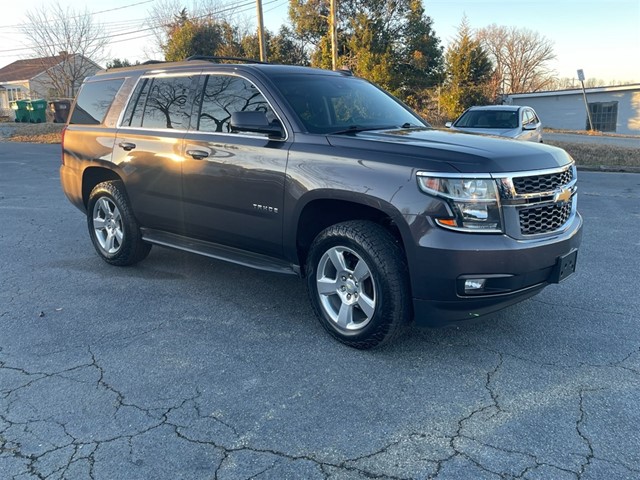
[446,105,543,142]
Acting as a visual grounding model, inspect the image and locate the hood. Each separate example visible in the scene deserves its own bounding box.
[450,127,520,138]
[326,127,570,174]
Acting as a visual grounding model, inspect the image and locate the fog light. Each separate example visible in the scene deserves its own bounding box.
[464,279,486,293]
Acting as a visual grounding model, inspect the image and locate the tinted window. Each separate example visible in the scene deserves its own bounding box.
[121,78,150,127]
[272,75,426,134]
[121,76,193,129]
[196,75,275,133]
[70,79,124,125]
[455,110,518,129]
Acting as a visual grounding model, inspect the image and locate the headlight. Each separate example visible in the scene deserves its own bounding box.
[417,174,503,232]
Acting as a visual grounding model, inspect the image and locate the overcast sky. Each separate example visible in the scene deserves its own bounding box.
[1,0,638,84]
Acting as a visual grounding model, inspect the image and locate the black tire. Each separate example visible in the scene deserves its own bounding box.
[87,181,151,266]
[306,220,410,349]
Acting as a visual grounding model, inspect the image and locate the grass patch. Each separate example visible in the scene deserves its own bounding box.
[546,141,640,169]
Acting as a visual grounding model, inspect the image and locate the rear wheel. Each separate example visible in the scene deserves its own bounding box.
[87,181,151,266]
[306,221,410,349]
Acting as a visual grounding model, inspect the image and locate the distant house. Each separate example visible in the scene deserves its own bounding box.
[0,53,102,119]
[505,84,640,135]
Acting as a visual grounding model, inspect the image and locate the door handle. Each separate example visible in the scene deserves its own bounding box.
[118,142,136,151]
[186,149,210,160]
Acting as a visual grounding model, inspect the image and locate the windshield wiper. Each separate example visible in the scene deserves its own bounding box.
[400,122,425,129]
[329,125,399,135]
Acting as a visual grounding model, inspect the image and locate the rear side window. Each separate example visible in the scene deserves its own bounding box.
[196,75,276,133]
[70,79,124,125]
[121,76,193,130]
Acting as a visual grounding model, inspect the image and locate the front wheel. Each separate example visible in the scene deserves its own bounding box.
[306,221,410,349]
[87,181,151,266]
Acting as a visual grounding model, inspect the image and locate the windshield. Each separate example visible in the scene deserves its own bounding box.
[271,74,428,134]
[454,110,519,129]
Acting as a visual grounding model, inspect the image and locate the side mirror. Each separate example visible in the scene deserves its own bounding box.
[522,123,537,131]
[230,111,284,139]
[445,122,452,128]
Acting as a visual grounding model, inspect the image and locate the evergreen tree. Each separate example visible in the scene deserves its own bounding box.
[106,58,139,69]
[440,17,494,119]
[288,0,443,99]
[163,18,223,61]
[241,26,309,65]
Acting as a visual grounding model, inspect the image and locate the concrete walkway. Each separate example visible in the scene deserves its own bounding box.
[544,132,640,147]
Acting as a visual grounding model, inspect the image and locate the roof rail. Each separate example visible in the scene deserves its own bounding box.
[185,55,268,65]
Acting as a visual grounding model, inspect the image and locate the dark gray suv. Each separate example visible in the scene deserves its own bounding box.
[60,58,582,348]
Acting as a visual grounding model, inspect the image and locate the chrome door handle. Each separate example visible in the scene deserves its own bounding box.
[118,142,136,151]
[186,149,210,160]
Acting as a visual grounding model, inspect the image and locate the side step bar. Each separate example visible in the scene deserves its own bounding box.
[141,228,299,276]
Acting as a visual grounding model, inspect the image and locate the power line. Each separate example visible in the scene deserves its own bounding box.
[0,0,157,30]
[263,0,287,15]
[0,0,283,57]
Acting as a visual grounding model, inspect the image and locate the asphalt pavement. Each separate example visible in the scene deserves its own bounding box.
[1,143,639,479]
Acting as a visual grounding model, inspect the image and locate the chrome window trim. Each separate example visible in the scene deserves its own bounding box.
[116,71,289,142]
[116,72,200,129]
[194,71,289,142]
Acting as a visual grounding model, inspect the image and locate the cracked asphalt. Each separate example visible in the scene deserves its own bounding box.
[1,143,639,479]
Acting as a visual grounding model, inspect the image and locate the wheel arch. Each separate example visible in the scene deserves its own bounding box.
[293,192,410,276]
[82,167,122,209]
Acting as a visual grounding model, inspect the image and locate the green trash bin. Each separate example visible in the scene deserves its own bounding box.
[27,99,48,123]
[11,99,31,123]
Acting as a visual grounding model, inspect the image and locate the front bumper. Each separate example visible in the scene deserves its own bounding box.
[407,212,583,327]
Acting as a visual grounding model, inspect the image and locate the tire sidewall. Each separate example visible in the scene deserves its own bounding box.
[87,181,146,265]
[306,223,405,347]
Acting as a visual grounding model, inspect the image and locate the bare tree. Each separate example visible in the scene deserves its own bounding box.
[146,0,243,60]
[477,24,556,94]
[20,1,108,98]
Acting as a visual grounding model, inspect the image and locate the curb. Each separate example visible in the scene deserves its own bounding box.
[577,165,640,174]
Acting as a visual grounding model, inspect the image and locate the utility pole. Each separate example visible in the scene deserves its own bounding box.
[329,0,338,70]
[256,0,267,62]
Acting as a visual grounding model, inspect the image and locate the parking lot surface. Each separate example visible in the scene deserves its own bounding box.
[1,143,639,479]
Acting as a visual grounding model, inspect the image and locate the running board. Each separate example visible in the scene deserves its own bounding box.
[141,229,299,275]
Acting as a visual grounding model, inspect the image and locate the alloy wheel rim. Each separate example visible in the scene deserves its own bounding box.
[92,197,124,254]
[316,246,376,331]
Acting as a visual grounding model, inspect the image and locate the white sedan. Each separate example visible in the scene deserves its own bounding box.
[446,105,543,142]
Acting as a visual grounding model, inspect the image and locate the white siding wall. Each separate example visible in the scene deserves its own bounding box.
[509,88,640,135]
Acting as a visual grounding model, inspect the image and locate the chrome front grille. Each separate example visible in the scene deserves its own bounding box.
[512,168,574,195]
[497,163,577,238]
[519,202,573,235]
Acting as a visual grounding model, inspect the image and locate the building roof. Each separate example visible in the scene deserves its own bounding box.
[0,54,68,83]
[508,83,640,99]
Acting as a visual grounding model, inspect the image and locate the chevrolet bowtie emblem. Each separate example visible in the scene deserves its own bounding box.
[554,187,572,203]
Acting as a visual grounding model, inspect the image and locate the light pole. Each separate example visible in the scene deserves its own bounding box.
[577,69,594,131]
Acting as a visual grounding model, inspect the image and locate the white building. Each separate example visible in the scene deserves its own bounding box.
[506,84,640,135]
